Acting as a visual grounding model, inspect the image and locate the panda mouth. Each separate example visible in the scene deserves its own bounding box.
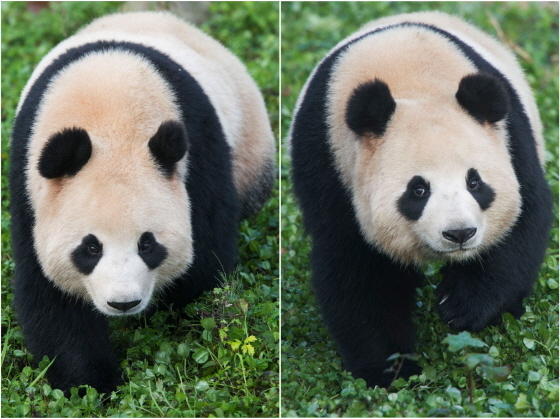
[427,244,480,259]
[438,247,476,253]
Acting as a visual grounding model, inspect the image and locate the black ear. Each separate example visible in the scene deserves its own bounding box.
[38,128,92,178]
[148,120,189,177]
[456,73,510,124]
[345,79,396,137]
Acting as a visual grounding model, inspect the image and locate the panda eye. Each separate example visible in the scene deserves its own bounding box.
[413,185,427,197]
[87,244,101,255]
[467,178,480,190]
[139,241,152,253]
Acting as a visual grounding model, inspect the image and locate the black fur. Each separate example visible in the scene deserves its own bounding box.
[239,155,275,219]
[71,234,103,275]
[466,168,495,210]
[148,120,189,178]
[456,73,510,124]
[290,22,551,388]
[10,41,240,394]
[397,176,431,221]
[137,232,168,269]
[38,127,92,178]
[345,79,396,136]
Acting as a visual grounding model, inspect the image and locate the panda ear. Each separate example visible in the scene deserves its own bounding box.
[345,79,396,137]
[456,73,510,124]
[38,128,92,179]
[148,120,189,177]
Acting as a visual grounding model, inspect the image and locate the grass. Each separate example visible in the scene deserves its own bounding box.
[1,1,279,417]
[281,1,559,417]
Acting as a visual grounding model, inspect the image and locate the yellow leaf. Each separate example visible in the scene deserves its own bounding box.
[242,344,255,356]
[228,340,241,351]
[244,335,257,344]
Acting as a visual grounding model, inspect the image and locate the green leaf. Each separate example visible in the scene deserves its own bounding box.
[515,393,530,412]
[202,330,213,342]
[419,370,434,385]
[200,317,216,331]
[481,365,512,382]
[193,348,209,364]
[523,338,535,350]
[175,390,186,402]
[195,380,210,392]
[528,371,542,382]
[443,331,487,352]
[445,386,462,402]
[177,343,189,357]
[462,353,493,369]
[386,353,401,361]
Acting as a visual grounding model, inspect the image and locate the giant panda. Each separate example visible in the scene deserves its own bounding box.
[289,11,552,389]
[10,11,275,394]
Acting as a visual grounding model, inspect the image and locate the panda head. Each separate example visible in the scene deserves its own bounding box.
[33,120,192,315]
[345,73,522,264]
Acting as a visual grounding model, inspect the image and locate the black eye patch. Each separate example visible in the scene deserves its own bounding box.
[72,234,103,275]
[466,168,495,210]
[137,232,168,269]
[397,176,431,221]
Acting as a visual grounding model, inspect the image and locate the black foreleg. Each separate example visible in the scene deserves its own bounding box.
[14,260,120,394]
[311,236,423,388]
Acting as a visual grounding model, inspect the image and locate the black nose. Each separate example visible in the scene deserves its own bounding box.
[442,228,477,244]
[107,300,141,312]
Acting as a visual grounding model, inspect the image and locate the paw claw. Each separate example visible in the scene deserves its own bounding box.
[439,294,449,305]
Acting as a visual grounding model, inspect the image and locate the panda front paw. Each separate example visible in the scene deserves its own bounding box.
[435,271,497,332]
[47,355,122,397]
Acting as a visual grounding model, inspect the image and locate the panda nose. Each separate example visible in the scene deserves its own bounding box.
[107,300,141,312]
[442,228,477,244]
